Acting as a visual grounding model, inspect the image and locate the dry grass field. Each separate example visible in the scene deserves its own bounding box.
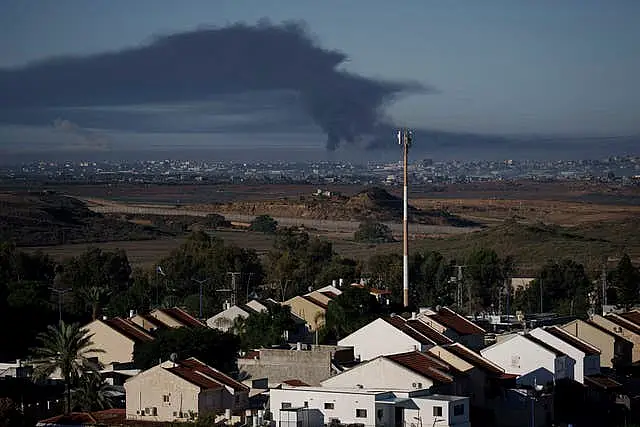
[11,181,640,273]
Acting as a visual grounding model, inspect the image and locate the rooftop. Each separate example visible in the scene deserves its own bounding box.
[427,307,485,336]
[161,307,206,328]
[524,334,568,357]
[103,318,154,343]
[384,316,436,346]
[442,343,505,376]
[544,326,601,355]
[386,351,455,384]
[406,319,454,345]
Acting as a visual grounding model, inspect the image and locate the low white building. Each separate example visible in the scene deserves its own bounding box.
[321,351,466,396]
[480,333,574,386]
[269,387,470,427]
[338,316,450,361]
[528,326,601,384]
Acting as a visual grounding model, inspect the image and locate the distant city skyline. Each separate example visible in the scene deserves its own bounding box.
[1,0,639,160]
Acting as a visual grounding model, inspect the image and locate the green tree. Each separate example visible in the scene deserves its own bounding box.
[133,327,240,373]
[265,228,335,298]
[78,286,112,321]
[514,259,592,316]
[71,372,118,412]
[239,305,296,350]
[354,221,394,243]
[320,286,380,341]
[465,248,507,313]
[249,215,278,234]
[410,251,455,308]
[611,254,640,309]
[365,253,403,304]
[30,321,103,414]
[59,247,132,319]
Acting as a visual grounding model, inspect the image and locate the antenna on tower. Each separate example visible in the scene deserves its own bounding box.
[398,129,414,308]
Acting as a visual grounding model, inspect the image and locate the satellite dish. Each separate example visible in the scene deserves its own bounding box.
[435,305,442,312]
[170,353,178,363]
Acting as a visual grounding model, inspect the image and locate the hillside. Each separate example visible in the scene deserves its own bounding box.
[418,219,640,272]
[0,192,165,246]
[211,187,478,227]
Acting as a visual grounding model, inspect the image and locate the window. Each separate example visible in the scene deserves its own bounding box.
[453,404,465,416]
[433,406,443,417]
[356,409,367,418]
[510,355,520,368]
[162,395,170,403]
[324,402,335,410]
[303,401,308,407]
[281,402,292,409]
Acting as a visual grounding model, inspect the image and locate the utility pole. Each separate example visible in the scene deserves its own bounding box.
[601,263,608,310]
[49,287,72,323]
[398,129,413,308]
[456,265,464,309]
[227,272,241,307]
[192,278,209,319]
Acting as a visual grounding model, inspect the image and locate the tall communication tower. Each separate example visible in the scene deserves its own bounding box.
[397,129,414,308]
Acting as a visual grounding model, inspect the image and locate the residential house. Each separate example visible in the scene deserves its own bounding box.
[591,313,640,362]
[84,318,154,365]
[124,358,249,423]
[418,307,486,350]
[206,304,259,332]
[238,345,354,386]
[149,307,206,329]
[282,295,328,332]
[350,282,392,304]
[561,319,633,369]
[338,316,452,361]
[528,326,600,384]
[320,350,469,397]
[428,343,513,408]
[270,387,470,427]
[480,333,574,386]
[129,312,169,333]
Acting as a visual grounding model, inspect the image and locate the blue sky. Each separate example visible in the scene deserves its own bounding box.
[1,0,639,159]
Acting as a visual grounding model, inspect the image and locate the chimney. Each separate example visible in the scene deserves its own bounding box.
[332,279,337,287]
[102,315,107,321]
[129,309,135,318]
[296,342,302,351]
[411,312,417,320]
[360,278,365,286]
[339,278,344,288]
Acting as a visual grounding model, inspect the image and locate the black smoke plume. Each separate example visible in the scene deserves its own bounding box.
[0,20,426,150]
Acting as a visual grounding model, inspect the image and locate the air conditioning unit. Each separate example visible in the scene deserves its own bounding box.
[412,382,422,388]
[144,408,151,415]
[152,407,158,416]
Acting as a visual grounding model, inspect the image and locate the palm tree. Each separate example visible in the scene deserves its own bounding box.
[31,321,104,414]
[78,285,112,321]
[71,372,118,412]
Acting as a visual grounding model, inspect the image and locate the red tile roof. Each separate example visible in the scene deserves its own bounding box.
[369,288,392,295]
[383,316,435,346]
[584,320,633,344]
[386,351,455,384]
[180,358,249,392]
[302,295,328,310]
[38,409,125,426]
[427,307,485,335]
[544,326,601,356]
[619,311,640,326]
[605,314,640,336]
[162,307,206,328]
[585,374,622,390]
[442,343,504,376]
[406,319,454,345]
[167,366,223,389]
[104,318,154,343]
[321,291,340,299]
[282,379,310,387]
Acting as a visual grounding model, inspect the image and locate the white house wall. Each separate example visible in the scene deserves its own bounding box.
[338,318,425,361]
[320,357,435,390]
[480,335,567,386]
[528,328,600,384]
[125,365,201,422]
[269,388,378,427]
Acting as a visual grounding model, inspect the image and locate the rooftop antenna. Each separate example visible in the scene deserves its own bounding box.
[398,129,413,308]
